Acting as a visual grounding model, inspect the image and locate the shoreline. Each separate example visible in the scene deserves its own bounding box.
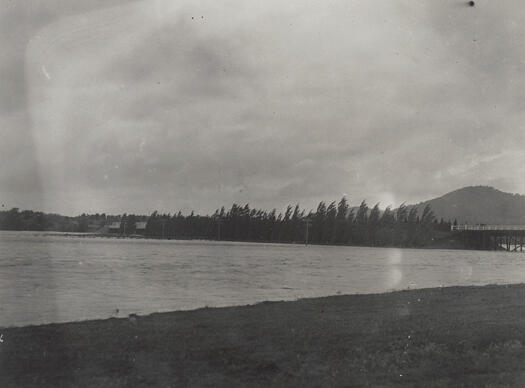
[0,284,489,331]
[4,229,475,251]
[3,284,525,386]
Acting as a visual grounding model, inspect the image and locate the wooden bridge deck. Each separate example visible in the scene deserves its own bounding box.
[451,225,525,232]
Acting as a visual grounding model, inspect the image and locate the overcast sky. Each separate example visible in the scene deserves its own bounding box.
[2,0,525,216]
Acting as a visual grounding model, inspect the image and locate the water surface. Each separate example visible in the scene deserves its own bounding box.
[1,230,524,327]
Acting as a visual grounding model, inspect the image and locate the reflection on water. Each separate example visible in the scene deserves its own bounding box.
[1,231,524,327]
[386,248,403,289]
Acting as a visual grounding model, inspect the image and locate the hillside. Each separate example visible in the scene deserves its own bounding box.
[410,186,525,225]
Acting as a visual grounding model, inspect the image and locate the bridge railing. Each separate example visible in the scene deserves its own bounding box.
[451,225,525,231]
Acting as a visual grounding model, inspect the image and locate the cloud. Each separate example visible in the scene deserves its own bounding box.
[2,0,525,215]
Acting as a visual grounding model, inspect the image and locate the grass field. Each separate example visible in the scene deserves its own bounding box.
[3,284,525,387]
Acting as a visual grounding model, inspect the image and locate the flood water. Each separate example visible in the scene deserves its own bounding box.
[1,230,525,327]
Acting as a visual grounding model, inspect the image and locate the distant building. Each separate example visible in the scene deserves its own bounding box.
[135,221,147,234]
[108,221,121,233]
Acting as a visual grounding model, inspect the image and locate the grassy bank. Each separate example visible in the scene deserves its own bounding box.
[3,284,525,387]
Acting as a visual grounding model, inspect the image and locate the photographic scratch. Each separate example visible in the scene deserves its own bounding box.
[41,65,51,80]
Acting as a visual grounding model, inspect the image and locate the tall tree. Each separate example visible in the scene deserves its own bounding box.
[419,204,436,246]
[125,214,137,235]
[313,201,327,244]
[325,201,337,244]
[354,200,369,244]
[335,196,349,243]
[394,203,408,245]
[368,203,381,246]
[378,206,395,245]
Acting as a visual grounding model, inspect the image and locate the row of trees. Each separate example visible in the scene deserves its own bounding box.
[0,208,76,231]
[0,209,120,232]
[143,198,441,247]
[0,198,445,247]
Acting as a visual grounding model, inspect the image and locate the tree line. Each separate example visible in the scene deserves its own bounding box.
[0,208,118,233]
[0,198,448,248]
[144,198,441,247]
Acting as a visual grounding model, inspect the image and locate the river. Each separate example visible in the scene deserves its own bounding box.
[1,230,523,327]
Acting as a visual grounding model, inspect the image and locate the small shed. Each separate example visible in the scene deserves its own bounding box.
[108,221,121,233]
[135,221,147,232]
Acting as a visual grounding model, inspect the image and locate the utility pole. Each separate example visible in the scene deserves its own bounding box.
[304,219,311,246]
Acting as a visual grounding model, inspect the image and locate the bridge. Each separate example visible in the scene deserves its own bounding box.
[451,224,525,251]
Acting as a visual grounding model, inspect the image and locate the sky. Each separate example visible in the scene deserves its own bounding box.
[2,0,525,216]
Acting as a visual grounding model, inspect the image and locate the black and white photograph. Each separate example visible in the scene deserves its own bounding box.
[3,0,525,386]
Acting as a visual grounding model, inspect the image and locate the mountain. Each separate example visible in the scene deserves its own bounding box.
[409,186,525,225]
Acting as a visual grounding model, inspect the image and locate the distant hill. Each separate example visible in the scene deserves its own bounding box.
[409,186,525,225]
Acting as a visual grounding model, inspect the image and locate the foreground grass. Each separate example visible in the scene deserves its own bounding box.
[3,284,525,387]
